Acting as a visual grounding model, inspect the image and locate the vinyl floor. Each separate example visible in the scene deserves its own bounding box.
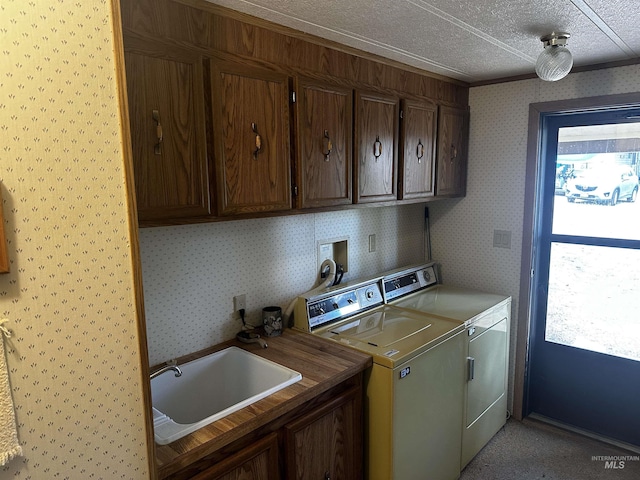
[459,417,640,480]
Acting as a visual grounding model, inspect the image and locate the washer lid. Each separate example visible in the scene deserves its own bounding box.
[328,308,432,349]
[315,305,464,367]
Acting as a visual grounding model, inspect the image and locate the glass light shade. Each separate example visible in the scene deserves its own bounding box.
[535,45,573,81]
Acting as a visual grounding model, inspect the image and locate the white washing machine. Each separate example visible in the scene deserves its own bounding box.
[293,277,466,480]
[382,263,512,469]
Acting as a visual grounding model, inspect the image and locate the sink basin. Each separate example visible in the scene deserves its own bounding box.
[151,346,302,444]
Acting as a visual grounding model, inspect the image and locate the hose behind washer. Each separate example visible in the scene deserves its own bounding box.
[283,259,336,327]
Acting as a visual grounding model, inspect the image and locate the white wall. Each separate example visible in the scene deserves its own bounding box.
[429,64,640,410]
[140,204,426,365]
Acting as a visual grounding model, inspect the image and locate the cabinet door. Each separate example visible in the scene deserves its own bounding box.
[211,62,291,215]
[436,105,469,197]
[190,433,279,480]
[124,38,210,221]
[354,92,399,203]
[296,79,353,208]
[284,387,362,480]
[399,99,437,200]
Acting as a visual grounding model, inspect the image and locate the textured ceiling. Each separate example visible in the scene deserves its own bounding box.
[206,0,640,84]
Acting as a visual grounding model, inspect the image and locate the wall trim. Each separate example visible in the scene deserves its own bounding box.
[109,0,157,477]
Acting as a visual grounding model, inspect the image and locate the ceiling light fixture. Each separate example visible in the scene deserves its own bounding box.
[535,32,573,82]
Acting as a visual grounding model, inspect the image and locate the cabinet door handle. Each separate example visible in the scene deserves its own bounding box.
[467,356,475,381]
[152,110,163,155]
[324,472,331,480]
[416,139,424,163]
[450,144,458,162]
[323,130,333,162]
[252,123,262,159]
[373,135,382,162]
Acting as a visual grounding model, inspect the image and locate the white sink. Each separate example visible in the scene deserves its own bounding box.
[151,346,302,445]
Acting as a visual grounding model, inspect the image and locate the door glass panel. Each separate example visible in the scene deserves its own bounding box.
[553,123,640,240]
[545,243,640,361]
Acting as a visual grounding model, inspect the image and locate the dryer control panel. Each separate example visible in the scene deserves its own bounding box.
[383,264,438,302]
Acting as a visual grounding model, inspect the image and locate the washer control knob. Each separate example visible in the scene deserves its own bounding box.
[365,289,375,300]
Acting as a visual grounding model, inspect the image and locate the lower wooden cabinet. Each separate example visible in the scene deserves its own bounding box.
[190,433,279,480]
[163,378,363,480]
[284,388,362,480]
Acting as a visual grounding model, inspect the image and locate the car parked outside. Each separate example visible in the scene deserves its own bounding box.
[565,166,639,205]
[555,164,573,195]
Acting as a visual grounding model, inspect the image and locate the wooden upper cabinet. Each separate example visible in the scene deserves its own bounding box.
[124,37,210,222]
[295,79,353,209]
[210,61,291,216]
[436,105,469,197]
[399,99,437,200]
[354,92,399,203]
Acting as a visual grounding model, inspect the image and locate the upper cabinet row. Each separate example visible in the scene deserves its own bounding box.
[124,36,468,225]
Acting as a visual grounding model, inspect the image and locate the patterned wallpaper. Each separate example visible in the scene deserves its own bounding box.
[140,204,426,365]
[429,64,640,410]
[2,0,637,476]
[0,1,149,479]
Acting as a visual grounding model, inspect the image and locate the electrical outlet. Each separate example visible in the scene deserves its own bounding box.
[493,230,512,249]
[233,294,246,312]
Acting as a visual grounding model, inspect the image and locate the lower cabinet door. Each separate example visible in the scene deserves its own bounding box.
[284,388,362,480]
[191,433,279,480]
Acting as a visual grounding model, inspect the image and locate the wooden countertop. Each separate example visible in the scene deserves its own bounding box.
[153,329,372,479]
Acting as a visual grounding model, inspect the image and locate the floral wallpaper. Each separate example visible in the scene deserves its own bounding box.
[0,0,149,478]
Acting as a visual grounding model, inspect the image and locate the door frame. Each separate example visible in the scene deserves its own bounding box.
[514,91,640,420]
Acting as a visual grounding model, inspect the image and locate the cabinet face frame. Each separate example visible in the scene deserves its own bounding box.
[0,184,8,274]
[294,77,353,209]
[123,36,211,221]
[399,98,437,200]
[210,60,292,216]
[189,432,280,480]
[354,91,399,204]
